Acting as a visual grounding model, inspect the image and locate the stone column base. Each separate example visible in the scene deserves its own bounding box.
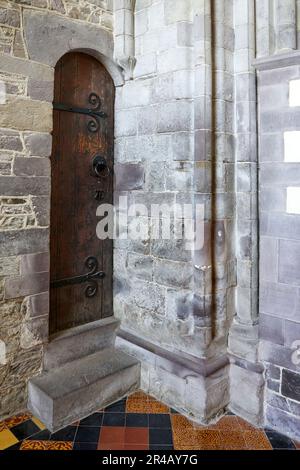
[116,330,230,425]
[228,320,265,427]
[229,359,265,427]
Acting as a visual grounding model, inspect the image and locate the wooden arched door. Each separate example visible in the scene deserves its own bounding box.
[50,52,114,335]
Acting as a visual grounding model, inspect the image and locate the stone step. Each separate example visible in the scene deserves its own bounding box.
[43,317,120,371]
[28,348,140,432]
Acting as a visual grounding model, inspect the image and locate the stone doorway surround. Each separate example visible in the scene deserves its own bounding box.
[15,5,142,432]
[0,1,128,421]
[15,5,125,329]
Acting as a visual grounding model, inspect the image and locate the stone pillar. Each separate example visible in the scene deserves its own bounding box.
[256,0,297,57]
[297,0,300,47]
[193,0,213,336]
[274,0,297,52]
[114,0,136,79]
[255,0,276,57]
[115,0,231,424]
[210,0,235,351]
[228,0,264,426]
[193,0,236,352]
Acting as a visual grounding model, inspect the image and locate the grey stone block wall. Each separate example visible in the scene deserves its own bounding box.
[229,1,300,436]
[257,59,300,440]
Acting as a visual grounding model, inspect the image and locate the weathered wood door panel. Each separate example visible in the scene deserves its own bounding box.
[50,52,114,335]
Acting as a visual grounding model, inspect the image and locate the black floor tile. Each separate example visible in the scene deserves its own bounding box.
[149,428,173,446]
[75,426,100,443]
[73,442,98,450]
[102,413,125,427]
[79,413,103,427]
[126,413,149,427]
[4,442,21,451]
[26,429,51,441]
[265,430,296,449]
[10,420,40,440]
[50,425,77,442]
[149,414,171,429]
[149,445,174,450]
[105,400,126,413]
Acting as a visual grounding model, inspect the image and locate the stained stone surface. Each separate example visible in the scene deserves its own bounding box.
[23,10,113,66]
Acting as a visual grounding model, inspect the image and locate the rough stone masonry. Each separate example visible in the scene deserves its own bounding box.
[0,0,299,441]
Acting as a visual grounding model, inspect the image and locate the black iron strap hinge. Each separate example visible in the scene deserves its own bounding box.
[53,103,107,119]
[53,92,107,133]
[50,270,105,289]
[51,257,105,298]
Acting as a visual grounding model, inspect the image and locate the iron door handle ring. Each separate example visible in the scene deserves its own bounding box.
[92,155,111,178]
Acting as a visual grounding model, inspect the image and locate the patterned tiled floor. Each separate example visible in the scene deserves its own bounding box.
[0,392,299,451]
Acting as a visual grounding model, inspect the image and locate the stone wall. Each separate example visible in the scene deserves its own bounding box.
[0,0,299,440]
[0,0,113,419]
[228,0,300,437]
[256,54,300,441]
[251,0,300,441]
